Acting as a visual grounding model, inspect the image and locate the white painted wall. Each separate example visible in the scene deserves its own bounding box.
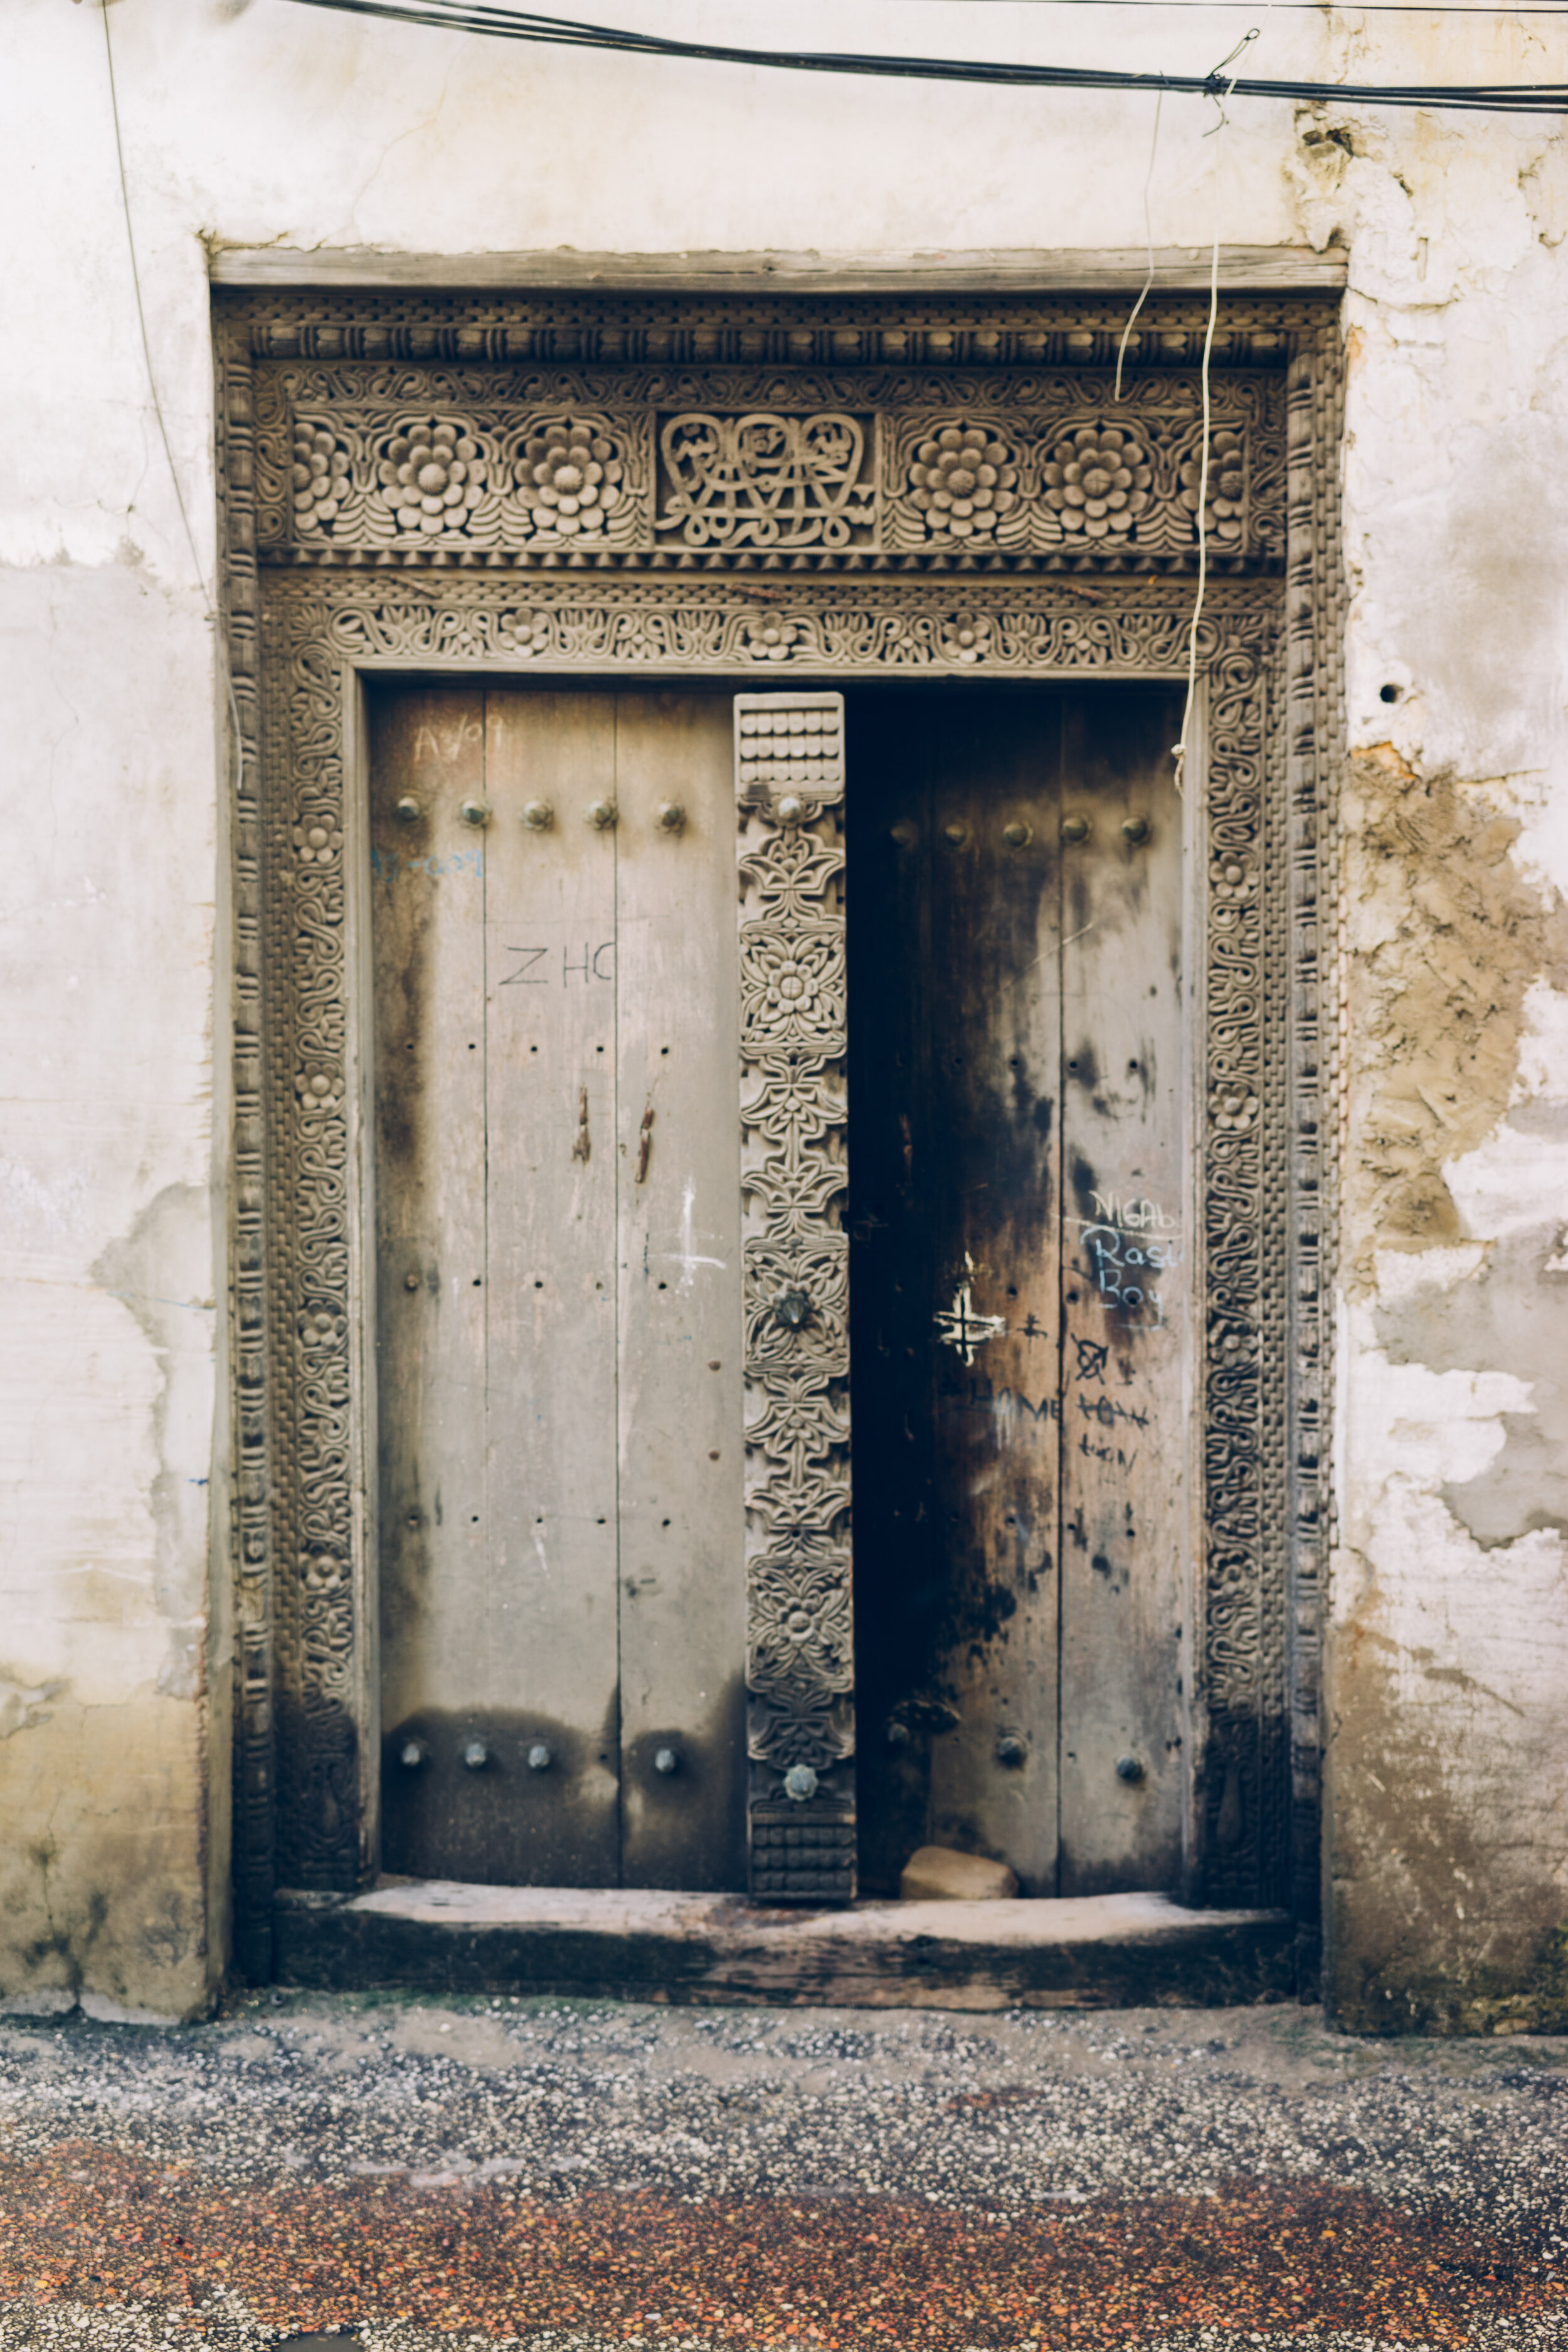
[3,0,1565,2018]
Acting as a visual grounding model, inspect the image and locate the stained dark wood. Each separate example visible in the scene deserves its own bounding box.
[848,682,1187,1900]
[275,1883,1296,2008]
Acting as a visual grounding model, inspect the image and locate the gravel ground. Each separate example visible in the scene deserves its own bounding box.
[0,1992,1564,2349]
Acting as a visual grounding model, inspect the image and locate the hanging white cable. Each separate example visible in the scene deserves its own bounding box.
[102,3,244,799]
[1113,88,1163,405]
[1172,29,1257,795]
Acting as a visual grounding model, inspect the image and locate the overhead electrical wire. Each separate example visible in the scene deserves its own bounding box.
[287,0,1568,110]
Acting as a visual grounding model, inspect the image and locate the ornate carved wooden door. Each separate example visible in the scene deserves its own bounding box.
[849,683,1189,1899]
[370,683,746,1889]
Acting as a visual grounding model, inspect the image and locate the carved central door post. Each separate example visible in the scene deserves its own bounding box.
[734,694,856,1901]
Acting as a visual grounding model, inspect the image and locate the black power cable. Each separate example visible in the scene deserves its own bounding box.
[286,0,1568,112]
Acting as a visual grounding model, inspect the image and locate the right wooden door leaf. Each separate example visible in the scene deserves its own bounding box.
[848,682,1189,1899]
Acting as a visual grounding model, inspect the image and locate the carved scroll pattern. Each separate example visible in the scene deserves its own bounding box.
[216,318,276,1971]
[734,694,856,1902]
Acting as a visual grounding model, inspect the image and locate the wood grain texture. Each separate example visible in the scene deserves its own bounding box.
[275,1882,1295,2007]
[611,690,746,1892]
[482,689,622,1882]
[212,245,1348,292]
[849,684,1190,1903]
[1057,687,1187,1895]
[371,685,744,1890]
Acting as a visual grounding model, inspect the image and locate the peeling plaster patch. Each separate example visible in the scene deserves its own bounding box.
[1342,1308,1530,1499]
[1375,1230,1568,1552]
[90,1182,216,1697]
[1370,1243,1485,1304]
[0,1675,66,1739]
[1343,752,1568,1283]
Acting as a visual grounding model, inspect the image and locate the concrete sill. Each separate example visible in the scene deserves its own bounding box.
[273,1884,1296,2009]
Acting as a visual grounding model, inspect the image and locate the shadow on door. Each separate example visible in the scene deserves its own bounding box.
[846,682,1189,1900]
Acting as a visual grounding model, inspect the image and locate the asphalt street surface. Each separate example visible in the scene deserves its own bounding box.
[0,1993,1564,2349]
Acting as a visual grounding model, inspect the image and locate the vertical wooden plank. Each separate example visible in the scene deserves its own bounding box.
[1057,684,1189,1895]
[480,689,622,1884]
[370,686,490,1876]
[919,695,1065,1896]
[845,689,941,1897]
[613,691,746,1890]
[848,689,1064,1896]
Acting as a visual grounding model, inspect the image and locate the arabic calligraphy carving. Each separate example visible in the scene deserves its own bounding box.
[658,412,874,549]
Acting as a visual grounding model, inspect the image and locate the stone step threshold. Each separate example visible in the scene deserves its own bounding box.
[275,1883,1297,2009]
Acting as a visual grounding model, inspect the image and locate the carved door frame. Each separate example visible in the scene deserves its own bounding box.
[216,285,1343,1976]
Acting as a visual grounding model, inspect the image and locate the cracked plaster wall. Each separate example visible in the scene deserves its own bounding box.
[4,0,1566,2021]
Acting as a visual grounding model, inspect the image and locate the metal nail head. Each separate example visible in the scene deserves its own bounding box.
[1061,815,1089,844]
[1122,815,1150,844]
[394,796,421,824]
[586,798,617,830]
[1116,1753,1146,1783]
[462,1739,489,1770]
[775,794,804,827]
[942,820,968,847]
[656,802,686,833]
[527,1742,553,1772]
[783,1764,818,1801]
[773,1286,810,1330]
[1002,820,1032,849]
[654,1745,680,1776]
[522,800,554,831]
[460,799,491,829]
[995,1733,1027,1768]
[400,1739,427,1769]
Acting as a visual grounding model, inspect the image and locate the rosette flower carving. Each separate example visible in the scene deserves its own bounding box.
[1210,1083,1259,1135]
[376,421,487,534]
[292,427,351,529]
[293,817,342,866]
[295,1068,344,1111]
[496,611,553,659]
[940,613,992,666]
[516,421,623,538]
[743,617,800,661]
[763,945,827,1022]
[907,424,1019,539]
[1180,428,1246,544]
[1042,425,1153,539]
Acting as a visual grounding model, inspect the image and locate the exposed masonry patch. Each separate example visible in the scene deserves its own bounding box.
[1342,748,1568,1290]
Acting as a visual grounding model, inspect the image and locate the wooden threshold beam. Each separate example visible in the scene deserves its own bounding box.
[273,1884,1298,2009]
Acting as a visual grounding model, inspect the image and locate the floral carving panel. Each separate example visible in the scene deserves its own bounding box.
[882,399,1273,560]
[734,693,856,1902]
[283,405,648,554]
[259,367,1283,570]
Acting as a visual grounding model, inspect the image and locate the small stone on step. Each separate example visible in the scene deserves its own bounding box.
[899,1845,1019,1901]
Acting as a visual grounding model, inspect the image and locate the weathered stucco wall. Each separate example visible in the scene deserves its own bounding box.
[3,0,1565,2020]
